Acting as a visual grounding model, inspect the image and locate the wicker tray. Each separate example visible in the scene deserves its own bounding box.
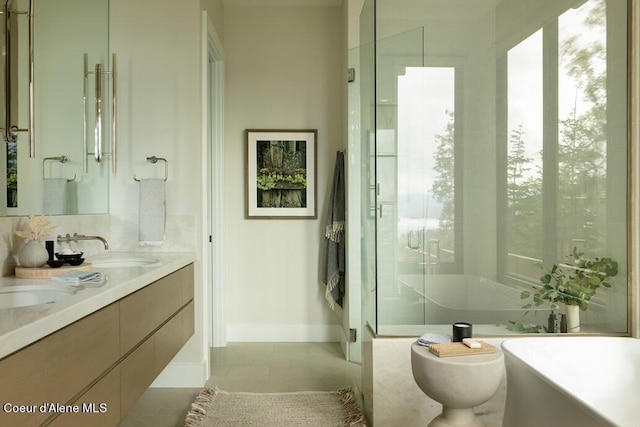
[15,263,93,279]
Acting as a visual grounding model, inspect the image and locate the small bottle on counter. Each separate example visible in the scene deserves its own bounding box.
[547,311,558,333]
[45,240,55,261]
[560,314,567,333]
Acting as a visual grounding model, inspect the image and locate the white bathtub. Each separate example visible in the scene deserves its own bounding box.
[394,274,551,326]
[502,337,640,427]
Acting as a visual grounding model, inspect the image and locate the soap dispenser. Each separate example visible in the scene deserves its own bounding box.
[547,311,558,333]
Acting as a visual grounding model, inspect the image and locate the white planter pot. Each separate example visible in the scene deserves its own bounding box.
[565,304,580,333]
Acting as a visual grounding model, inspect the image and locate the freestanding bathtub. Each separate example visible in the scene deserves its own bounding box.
[502,337,640,427]
[395,274,551,326]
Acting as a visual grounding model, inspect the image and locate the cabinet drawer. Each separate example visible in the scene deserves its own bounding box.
[48,366,121,427]
[120,283,156,355]
[154,311,184,376]
[120,268,186,356]
[120,337,156,416]
[0,340,47,427]
[45,302,119,406]
[154,273,183,329]
[183,300,195,342]
[182,264,194,304]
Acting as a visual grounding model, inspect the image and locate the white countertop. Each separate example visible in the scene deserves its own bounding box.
[0,251,196,360]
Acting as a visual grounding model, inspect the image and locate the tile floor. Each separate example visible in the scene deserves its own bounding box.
[118,342,362,427]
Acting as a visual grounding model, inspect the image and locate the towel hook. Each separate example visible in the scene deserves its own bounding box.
[133,156,168,181]
[42,156,76,182]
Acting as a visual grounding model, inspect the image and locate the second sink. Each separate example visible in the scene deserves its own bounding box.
[91,258,160,268]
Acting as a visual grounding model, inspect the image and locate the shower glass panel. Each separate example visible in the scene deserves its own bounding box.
[374,28,425,332]
[359,0,378,337]
[364,0,629,337]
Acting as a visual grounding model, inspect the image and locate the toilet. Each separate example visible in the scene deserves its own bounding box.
[410,342,504,427]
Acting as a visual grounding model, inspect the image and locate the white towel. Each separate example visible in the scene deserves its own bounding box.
[42,178,68,215]
[138,178,165,245]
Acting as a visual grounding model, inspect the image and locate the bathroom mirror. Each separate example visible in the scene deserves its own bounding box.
[0,0,110,216]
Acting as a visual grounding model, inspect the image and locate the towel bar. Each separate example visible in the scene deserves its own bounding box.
[42,156,75,182]
[133,156,168,181]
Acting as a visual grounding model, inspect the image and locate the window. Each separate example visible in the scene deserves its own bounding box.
[499,0,627,294]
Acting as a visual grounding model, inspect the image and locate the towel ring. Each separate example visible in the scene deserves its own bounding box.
[42,156,76,182]
[133,156,168,181]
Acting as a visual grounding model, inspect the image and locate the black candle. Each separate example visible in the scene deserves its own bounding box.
[452,322,472,342]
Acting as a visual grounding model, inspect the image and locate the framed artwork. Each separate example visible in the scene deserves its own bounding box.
[246,129,317,219]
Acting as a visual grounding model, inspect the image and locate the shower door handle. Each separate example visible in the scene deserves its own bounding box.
[408,230,420,249]
[427,239,440,266]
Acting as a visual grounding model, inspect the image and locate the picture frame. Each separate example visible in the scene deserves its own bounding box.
[245,129,317,219]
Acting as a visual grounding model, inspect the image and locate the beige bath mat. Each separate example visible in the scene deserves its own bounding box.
[183,387,367,427]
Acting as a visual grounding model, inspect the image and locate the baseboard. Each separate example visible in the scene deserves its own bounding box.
[150,360,208,388]
[227,324,343,342]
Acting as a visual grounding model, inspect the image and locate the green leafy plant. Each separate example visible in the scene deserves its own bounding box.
[257,172,307,191]
[498,320,547,334]
[521,247,618,311]
[6,173,17,188]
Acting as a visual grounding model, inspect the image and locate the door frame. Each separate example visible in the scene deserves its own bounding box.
[202,11,226,348]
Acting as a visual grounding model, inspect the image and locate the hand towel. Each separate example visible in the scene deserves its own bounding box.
[417,333,451,347]
[42,178,68,215]
[138,178,165,245]
[51,271,102,283]
[322,151,345,312]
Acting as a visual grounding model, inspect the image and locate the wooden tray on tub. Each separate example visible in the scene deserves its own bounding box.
[429,341,497,357]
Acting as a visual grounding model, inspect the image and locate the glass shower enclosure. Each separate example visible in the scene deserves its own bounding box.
[360,0,630,337]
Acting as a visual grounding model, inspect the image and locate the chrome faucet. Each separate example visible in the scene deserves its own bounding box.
[57,233,109,250]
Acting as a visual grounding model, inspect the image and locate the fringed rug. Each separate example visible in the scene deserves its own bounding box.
[183,387,368,427]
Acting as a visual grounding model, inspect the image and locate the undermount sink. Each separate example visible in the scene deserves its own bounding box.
[0,285,77,309]
[91,258,160,268]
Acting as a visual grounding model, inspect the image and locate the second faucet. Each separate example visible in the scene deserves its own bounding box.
[57,233,109,250]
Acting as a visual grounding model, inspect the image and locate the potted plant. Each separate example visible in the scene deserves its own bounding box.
[14,214,57,268]
[521,247,618,332]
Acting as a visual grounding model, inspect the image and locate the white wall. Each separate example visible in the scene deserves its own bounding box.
[109,0,202,223]
[223,3,345,341]
[109,0,207,386]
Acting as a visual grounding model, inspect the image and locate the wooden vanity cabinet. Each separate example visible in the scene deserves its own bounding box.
[119,264,195,417]
[0,263,195,427]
